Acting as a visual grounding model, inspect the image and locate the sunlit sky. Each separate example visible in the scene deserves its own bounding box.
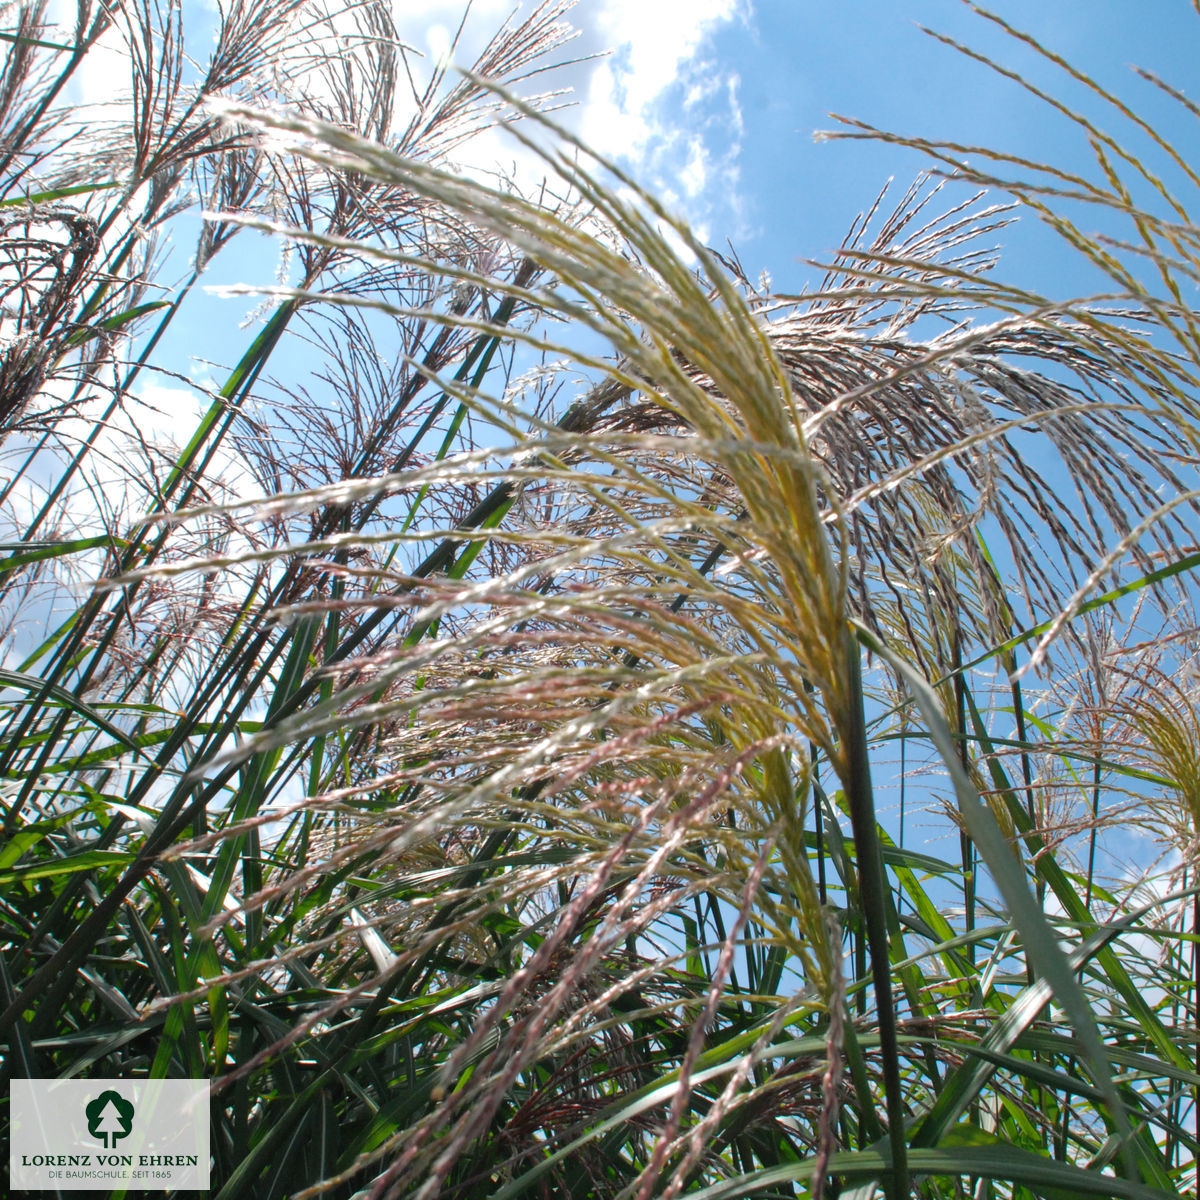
[50,1,1200,304]
[24,0,1200,881]
[413,0,1199,882]
[542,0,1200,308]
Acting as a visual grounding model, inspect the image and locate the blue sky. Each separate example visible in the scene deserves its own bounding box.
[47,0,1194,344]
[19,0,1195,890]
[537,0,1200,882]
[42,0,1200,314]
[542,1,1200,302]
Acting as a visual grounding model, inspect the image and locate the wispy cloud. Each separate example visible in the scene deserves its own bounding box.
[387,0,749,240]
[577,0,747,238]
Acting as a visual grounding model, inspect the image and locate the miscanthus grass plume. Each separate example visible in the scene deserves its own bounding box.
[4,3,1200,1199]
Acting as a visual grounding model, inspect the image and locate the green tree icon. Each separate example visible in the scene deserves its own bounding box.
[85,1090,134,1149]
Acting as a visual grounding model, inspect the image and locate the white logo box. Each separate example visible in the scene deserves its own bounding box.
[10,1079,209,1192]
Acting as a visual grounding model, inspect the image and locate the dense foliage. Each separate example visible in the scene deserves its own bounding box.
[3,2,1200,1198]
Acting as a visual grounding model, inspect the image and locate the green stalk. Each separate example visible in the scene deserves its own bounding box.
[952,633,975,973]
[839,628,909,1199]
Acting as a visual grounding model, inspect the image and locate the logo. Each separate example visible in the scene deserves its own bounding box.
[9,1079,209,1191]
[84,1090,135,1149]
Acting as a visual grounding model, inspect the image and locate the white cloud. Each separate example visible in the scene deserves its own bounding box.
[384,0,749,237]
[43,0,132,111]
[580,0,741,158]
[680,135,709,199]
[575,1,747,229]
